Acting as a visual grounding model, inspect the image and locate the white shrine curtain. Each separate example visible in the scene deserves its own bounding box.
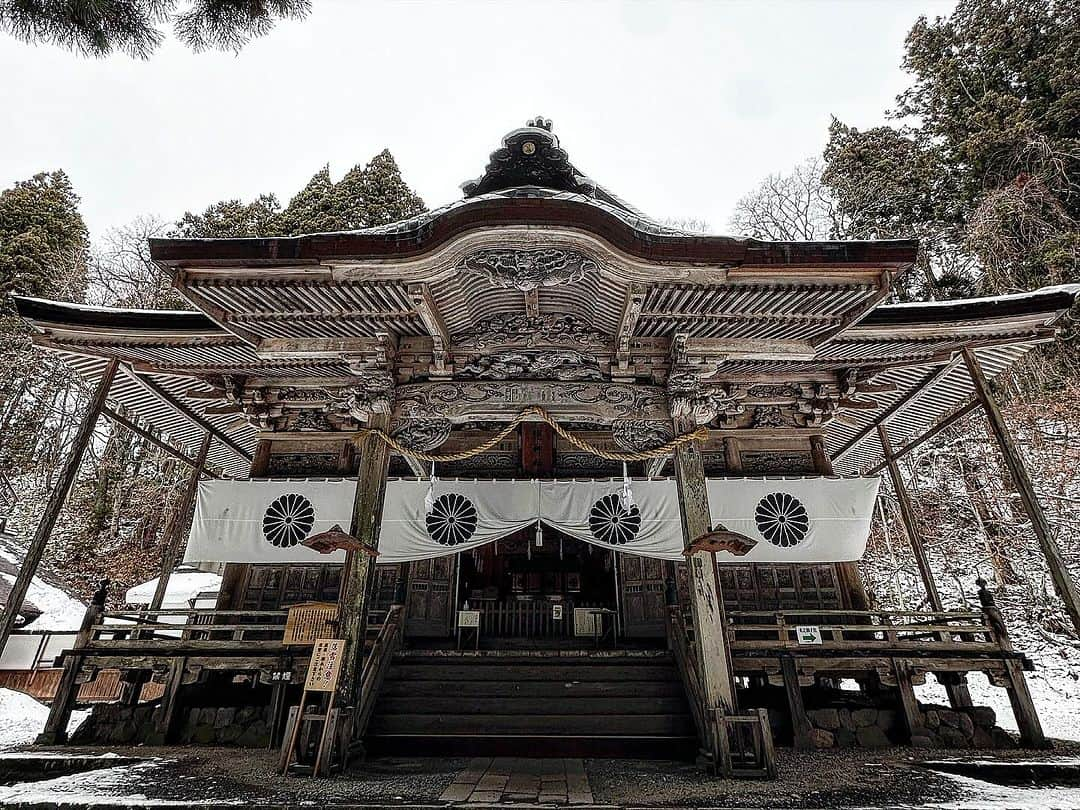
[184,476,878,565]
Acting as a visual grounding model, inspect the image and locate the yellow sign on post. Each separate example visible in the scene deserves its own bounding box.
[305,638,345,692]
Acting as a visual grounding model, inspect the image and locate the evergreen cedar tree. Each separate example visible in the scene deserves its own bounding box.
[822,0,1079,308]
[0,0,311,59]
[174,150,427,238]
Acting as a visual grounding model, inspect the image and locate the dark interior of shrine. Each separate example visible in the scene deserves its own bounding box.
[456,530,617,612]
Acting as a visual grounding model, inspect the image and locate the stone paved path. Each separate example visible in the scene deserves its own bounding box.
[439,757,594,805]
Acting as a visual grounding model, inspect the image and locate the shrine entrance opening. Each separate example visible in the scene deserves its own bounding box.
[456,531,618,645]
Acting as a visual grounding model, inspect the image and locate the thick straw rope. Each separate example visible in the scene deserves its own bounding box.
[353,406,707,463]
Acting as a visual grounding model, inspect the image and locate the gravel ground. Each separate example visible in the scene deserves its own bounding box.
[587,741,1080,808]
[3,740,1080,807]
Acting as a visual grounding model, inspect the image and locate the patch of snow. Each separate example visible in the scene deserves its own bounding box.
[917,669,1080,743]
[0,688,88,750]
[928,770,1080,809]
[0,759,237,806]
[125,570,221,607]
[0,568,87,630]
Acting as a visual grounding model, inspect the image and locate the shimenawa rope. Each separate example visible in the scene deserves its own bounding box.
[352,406,706,463]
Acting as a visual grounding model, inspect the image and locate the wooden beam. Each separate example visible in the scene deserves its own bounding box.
[615,283,646,373]
[962,347,1080,639]
[337,413,392,722]
[0,359,118,659]
[865,400,980,476]
[878,425,942,612]
[149,431,212,612]
[780,655,813,750]
[833,357,960,463]
[121,365,253,463]
[101,405,219,478]
[408,283,451,376]
[673,417,738,728]
[524,288,539,319]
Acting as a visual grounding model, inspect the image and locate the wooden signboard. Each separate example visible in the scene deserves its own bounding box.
[305,638,345,692]
[283,602,339,646]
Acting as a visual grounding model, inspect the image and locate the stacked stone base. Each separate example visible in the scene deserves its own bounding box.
[804,702,1015,750]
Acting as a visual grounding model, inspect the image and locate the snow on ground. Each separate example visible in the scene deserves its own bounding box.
[0,759,231,807]
[929,770,1080,810]
[0,688,88,750]
[917,667,1080,742]
[0,565,86,630]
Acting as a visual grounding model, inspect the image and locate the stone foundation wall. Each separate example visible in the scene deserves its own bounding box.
[71,702,273,747]
[804,702,1015,749]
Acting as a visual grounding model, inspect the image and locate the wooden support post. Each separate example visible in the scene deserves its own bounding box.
[877,425,943,612]
[337,414,392,720]
[809,435,871,611]
[779,655,813,750]
[672,419,737,724]
[891,658,927,742]
[149,431,212,613]
[963,347,1080,639]
[978,579,1047,747]
[151,656,187,744]
[0,359,118,658]
[37,582,108,744]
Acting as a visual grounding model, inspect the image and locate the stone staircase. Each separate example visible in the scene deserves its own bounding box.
[365,651,697,757]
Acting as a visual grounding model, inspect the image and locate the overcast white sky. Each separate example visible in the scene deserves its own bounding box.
[0,0,955,241]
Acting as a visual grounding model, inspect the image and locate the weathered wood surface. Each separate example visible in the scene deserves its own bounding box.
[673,420,737,718]
[354,604,404,739]
[338,413,392,713]
[963,347,1080,640]
[101,406,220,478]
[780,655,813,751]
[0,359,118,659]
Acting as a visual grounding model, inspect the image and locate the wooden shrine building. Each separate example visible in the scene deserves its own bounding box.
[4,118,1080,772]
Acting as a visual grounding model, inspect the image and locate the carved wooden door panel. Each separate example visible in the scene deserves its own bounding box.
[716,563,843,612]
[405,555,456,637]
[618,552,666,638]
[370,564,401,613]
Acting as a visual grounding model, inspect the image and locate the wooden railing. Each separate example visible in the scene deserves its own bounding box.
[664,605,709,751]
[88,609,290,648]
[726,609,999,653]
[354,604,404,739]
[479,600,575,638]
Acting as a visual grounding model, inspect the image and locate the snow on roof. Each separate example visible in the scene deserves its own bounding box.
[880,284,1080,310]
[125,570,222,608]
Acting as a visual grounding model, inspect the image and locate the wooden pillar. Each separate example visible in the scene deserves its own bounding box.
[37,581,107,744]
[891,658,928,742]
[0,359,119,658]
[337,413,392,714]
[150,656,187,744]
[978,578,1047,747]
[779,655,813,750]
[877,426,943,612]
[809,434,870,611]
[149,431,212,612]
[963,347,1080,639]
[673,419,737,719]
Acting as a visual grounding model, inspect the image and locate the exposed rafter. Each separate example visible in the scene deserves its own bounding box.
[614,283,646,374]
[408,283,451,376]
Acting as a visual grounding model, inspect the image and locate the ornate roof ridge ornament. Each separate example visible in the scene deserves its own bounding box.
[461,117,599,199]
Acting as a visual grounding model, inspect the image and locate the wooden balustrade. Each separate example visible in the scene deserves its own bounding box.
[479,600,574,639]
[664,605,709,751]
[354,604,405,740]
[726,609,998,652]
[89,609,290,649]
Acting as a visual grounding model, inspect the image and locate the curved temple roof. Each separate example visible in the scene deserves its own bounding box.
[11,120,1080,479]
